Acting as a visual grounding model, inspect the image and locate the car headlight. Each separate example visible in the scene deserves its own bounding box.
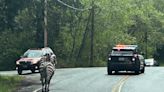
[31,60,38,64]
[16,61,20,65]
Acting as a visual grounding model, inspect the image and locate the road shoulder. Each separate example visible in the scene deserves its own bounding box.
[16,76,41,92]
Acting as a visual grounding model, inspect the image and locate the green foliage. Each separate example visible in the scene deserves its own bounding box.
[0,0,164,69]
[0,30,36,70]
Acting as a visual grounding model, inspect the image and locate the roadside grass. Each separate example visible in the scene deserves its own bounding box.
[0,75,22,92]
[159,63,164,66]
[157,59,164,66]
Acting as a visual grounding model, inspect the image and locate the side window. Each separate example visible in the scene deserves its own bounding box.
[138,55,144,61]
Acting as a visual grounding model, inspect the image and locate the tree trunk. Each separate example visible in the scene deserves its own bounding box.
[76,11,92,62]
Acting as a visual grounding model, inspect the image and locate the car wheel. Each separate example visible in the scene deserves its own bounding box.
[107,67,112,75]
[135,70,140,75]
[17,67,22,75]
[31,68,35,73]
[141,67,145,73]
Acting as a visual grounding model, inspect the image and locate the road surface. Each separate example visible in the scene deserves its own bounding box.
[1,67,164,92]
[46,67,164,92]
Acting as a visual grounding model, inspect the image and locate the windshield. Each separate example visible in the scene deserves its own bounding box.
[111,49,134,56]
[112,49,135,51]
[23,50,43,58]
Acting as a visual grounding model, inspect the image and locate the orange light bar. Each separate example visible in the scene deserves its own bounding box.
[116,45,125,47]
[116,44,125,50]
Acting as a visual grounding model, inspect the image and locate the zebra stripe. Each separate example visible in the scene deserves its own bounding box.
[39,55,55,92]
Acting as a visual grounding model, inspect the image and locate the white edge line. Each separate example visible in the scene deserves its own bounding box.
[33,87,42,92]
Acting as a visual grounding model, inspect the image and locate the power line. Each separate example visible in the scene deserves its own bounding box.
[56,0,92,11]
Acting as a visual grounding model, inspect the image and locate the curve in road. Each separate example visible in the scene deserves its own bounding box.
[112,75,129,92]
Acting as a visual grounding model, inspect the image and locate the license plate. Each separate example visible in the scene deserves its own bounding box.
[118,57,125,61]
[23,65,28,68]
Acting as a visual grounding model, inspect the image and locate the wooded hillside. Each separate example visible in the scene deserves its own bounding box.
[0,0,164,70]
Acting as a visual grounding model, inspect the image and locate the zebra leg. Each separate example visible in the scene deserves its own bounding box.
[47,80,50,92]
[45,78,49,92]
[41,79,44,92]
[46,83,49,92]
[47,73,54,92]
[44,83,47,92]
[44,78,47,92]
[47,84,50,92]
[47,80,51,92]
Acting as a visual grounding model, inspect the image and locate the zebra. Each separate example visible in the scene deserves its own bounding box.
[39,53,56,92]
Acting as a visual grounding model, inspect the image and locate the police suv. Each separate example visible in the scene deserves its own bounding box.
[107,45,145,75]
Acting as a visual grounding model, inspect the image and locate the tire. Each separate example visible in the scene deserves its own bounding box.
[135,70,140,75]
[141,67,145,73]
[17,67,22,75]
[31,68,35,73]
[107,67,112,75]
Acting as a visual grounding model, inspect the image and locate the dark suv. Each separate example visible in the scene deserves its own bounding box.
[107,45,145,75]
[16,47,56,75]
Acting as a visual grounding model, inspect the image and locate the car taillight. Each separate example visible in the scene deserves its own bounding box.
[132,57,135,61]
[132,54,138,62]
[134,54,138,57]
[108,57,111,61]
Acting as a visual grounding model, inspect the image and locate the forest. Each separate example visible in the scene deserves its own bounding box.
[0,0,164,70]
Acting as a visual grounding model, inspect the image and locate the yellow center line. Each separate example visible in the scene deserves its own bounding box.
[112,76,130,92]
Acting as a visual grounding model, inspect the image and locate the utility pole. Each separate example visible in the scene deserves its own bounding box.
[145,30,148,59]
[44,0,48,47]
[90,1,94,67]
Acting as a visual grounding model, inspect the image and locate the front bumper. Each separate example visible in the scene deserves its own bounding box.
[16,63,38,70]
[108,61,139,71]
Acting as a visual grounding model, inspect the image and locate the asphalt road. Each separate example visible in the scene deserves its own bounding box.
[1,67,164,92]
[38,67,164,92]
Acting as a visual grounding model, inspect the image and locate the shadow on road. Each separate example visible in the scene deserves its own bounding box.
[21,71,40,75]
